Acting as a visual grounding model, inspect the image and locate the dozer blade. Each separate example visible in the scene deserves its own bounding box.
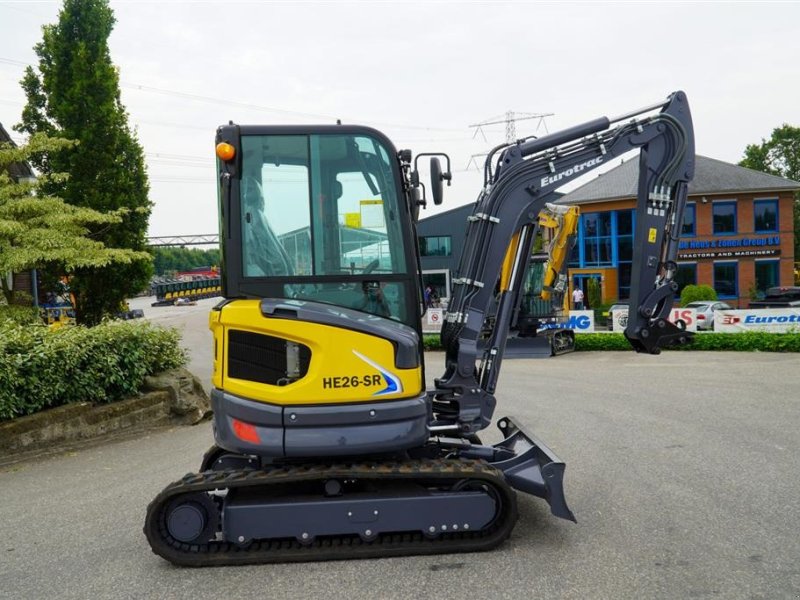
[489,415,576,522]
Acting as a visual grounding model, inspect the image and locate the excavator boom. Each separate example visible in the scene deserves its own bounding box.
[436,90,694,433]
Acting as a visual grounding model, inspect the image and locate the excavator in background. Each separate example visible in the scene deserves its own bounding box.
[484,203,580,357]
[145,91,695,566]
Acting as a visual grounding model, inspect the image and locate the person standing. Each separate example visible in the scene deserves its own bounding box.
[572,286,584,310]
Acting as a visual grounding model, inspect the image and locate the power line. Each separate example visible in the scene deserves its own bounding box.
[0,56,466,133]
[469,111,553,145]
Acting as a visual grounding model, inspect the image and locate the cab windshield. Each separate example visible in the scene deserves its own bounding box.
[238,132,410,320]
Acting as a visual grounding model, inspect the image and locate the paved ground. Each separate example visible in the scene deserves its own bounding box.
[1,300,798,599]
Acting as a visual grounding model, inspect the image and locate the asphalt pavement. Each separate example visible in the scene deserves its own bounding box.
[1,298,798,599]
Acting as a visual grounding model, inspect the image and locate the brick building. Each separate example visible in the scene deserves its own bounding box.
[558,155,799,307]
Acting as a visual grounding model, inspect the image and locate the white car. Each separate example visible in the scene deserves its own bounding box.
[684,301,733,330]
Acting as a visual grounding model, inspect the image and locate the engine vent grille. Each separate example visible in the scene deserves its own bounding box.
[228,330,311,385]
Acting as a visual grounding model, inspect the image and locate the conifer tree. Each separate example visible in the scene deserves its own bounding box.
[16,0,153,324]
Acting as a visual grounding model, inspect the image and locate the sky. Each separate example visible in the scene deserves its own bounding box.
[1,0,799,239]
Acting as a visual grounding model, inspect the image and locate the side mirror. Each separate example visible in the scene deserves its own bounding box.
[430,157,444,206]
[411,152,451,210]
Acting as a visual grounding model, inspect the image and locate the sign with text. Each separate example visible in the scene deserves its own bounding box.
[678,235,781,260]
[539,310,595,333]
[611,308,697,332]
[714,308,800,333]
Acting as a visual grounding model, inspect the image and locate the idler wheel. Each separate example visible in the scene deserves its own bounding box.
[165,493,219,544]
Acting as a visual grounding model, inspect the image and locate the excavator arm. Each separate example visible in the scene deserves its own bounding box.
[434,91,695,435]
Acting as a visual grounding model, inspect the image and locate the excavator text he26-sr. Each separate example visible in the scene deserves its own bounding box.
[145,91,695,566]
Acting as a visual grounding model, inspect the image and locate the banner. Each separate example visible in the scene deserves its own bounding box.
[565,310,595,333]
[611,308,697,332]
[539,310,595,333]
[715,308,800,333]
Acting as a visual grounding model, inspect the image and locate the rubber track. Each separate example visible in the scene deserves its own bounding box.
[144,458,518,567]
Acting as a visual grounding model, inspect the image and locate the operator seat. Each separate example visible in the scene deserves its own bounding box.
[242,175,294,277]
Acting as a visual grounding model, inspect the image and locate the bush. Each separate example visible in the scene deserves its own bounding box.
[423,334,442,350]
[0,304,42,325]
[573,333,632,351]
[680,284,718,307]
[423,332,800,353]
[586,278,601,311]
[574,332,800,352]
[0,320,187,420]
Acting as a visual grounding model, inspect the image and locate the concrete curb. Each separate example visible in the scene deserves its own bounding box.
[0,392,171,456]
[0,368,211,463]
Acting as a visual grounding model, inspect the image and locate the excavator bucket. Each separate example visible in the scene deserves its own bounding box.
[490,416,576,522]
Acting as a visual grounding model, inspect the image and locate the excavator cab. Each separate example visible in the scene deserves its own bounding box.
[219,127,422,327]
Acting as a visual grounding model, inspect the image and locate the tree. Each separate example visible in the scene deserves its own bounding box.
[739,124,800,260]
[0,133,148,305]
[15,0,152,324]
[150,247,221,276]
[680,284,717,307]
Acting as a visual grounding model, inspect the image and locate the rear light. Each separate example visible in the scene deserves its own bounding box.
[697,314,705,319]
[232,418,260,443]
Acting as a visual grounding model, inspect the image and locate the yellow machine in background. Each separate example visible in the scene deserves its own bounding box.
[40,304,75,330]
[539,204,580,305]
[492,203,580,356]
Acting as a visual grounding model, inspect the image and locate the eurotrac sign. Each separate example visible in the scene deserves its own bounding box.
[678,235,781,260]
[715,308,800,333]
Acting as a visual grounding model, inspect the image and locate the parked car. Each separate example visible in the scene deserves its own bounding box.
[684,300,733,330]
[748,286,800,308]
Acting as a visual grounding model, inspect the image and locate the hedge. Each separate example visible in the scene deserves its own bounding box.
[0,305,41,325]
[0,320,187,420]
[423,332,800,352]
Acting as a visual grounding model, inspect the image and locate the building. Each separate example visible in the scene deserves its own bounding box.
[416,155,798,308]
[416,203,474,301]
[558,156,798,307]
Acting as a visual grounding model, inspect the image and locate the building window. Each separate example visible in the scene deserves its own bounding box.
[675,263,697,294]
[616,209,635,299]
[713,262,738,299]
[617,263,631,300]
[712,201,737,235]
[754,260,779,296]
[418,236,451,257]
[568,242,579,268]
[681,203,696,237]
[581,212,613,267]
[753,199,778,233]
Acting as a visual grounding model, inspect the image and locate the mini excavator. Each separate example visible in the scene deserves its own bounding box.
[145,91,695,566]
